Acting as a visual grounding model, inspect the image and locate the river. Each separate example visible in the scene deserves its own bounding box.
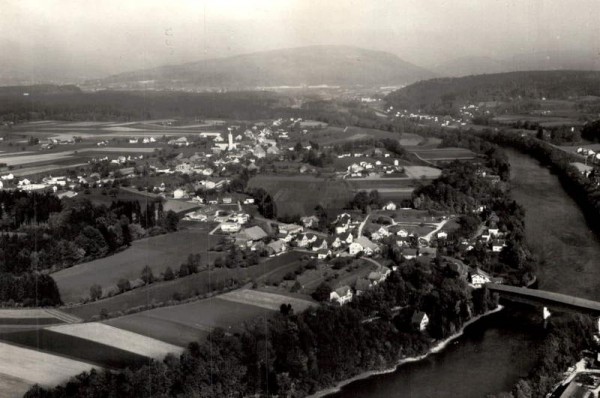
[331,149,600,398]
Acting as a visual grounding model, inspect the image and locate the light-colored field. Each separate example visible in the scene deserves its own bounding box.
[0,147,155,167]
[0,341,96,396]
[404,166,442,179]
[0,373,32,398]
[47,322,184,359]
[409,147,477,160]
[219,289,315,312]
[0,309,58,318]
[10,163,87,177]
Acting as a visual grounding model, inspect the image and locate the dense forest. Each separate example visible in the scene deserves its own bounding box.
[0,192,179,306]
[0,88,294,122]
[386,70,600,115]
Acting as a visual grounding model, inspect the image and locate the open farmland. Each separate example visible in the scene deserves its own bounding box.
[53,226,222,303]
[219,289,315,312]
[107,296,274,346]
[47,323,184,359]
[248,175,352,217]
[63,251,304,319]
[0,147,155,167]
[0,328,148,369]
[408,147,477,162]
[0,342,97,398]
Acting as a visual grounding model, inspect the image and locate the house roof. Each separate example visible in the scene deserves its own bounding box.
[354,236,378,250]
[333,286,351,297]
[267,239,286,251]
[238,226,268,241]
[411,311,428,324]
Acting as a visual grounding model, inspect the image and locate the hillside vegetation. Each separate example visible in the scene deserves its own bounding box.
[386,70,600,115]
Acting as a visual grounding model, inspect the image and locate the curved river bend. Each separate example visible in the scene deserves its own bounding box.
[331,149,600,398]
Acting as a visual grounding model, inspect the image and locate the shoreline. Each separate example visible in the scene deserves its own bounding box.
[307,304,505,398]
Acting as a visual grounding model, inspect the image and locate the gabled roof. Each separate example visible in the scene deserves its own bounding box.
[411,311,428,324]
[238,226,268,241]
[354,236,378,250]
[333,286,351,297]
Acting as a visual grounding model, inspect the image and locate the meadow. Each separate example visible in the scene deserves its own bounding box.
[53,226,221,303]
[106,295,274,346]
[63,251,304,319]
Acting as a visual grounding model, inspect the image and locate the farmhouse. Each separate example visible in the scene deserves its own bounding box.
[236,226,268,245]
[330,286,353,306]
[266,240,287,256]
[353,236,379,256]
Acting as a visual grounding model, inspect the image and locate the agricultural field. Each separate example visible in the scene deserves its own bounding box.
[47,323,184,359]
[52,226,222,303]
[0,308,79,329]
[218,289,315,312]
[106,295,275,346]
[0,342,97,398]
[305,126,400,145]
[403,165,443,179]
[0,328,148,369]
[63,251,304,320]
[408,147,477,161]
[248,175,352,217]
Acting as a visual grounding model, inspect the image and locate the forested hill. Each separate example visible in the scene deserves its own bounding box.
[91,46,435,89]
[385,70,600,114]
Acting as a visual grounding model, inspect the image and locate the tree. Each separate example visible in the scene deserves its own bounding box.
[163,266,175,281]
[89,284,102,301]
[141,265,155,284]
[311,282,332,302]
[117,278,131,293]
[279,303,293,316]
[162,210,179,232]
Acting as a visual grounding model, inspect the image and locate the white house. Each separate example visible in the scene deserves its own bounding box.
[469,268,491,288]
[396,229,409,238]
[348,242,363,255]
[297,233,318,248]
[221,222,241,233]
[382,201,397,211]
[173,189,186,199]
[437,231,448,240]
[330,286,353,306]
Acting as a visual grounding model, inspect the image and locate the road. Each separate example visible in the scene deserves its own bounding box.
[357,213,371,237]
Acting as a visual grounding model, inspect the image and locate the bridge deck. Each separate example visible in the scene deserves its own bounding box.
[487,284,600,313]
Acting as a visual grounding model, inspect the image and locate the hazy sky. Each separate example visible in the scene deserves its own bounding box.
[2,0,600,81]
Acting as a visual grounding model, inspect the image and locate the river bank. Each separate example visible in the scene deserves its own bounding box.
[308,305,505,398]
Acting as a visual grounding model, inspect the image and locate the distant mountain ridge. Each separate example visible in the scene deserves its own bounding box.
[90,46,436,89]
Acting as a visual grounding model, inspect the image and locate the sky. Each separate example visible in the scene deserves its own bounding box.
[1,0,600,82]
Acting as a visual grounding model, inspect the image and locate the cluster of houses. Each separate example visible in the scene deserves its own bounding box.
[346,159,404,178]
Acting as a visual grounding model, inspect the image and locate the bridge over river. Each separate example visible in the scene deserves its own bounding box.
[487,284,600,328]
